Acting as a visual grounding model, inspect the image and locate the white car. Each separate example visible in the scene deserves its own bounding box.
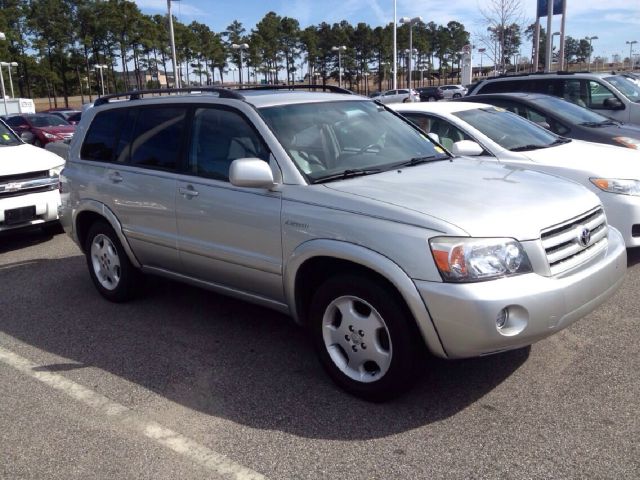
[440,85,468,99]
[1,119,64,233]
[392,101,640,247]
[376,88,420,104]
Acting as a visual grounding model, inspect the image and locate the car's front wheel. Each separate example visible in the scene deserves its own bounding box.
[85,221,140,302]
[428,96,437,102]
[310,274,421,401]
[453,93,462,98]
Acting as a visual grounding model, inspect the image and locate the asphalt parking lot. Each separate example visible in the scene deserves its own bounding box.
[1,228,638,480]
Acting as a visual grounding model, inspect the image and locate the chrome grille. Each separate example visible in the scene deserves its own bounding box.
[0,171,58,199]
[541,207,608,275]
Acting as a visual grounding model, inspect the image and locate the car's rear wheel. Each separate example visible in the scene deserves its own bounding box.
[85,221,140,302]
[453,93,462,98]
[428,96,437,102]
[310,274,421,401]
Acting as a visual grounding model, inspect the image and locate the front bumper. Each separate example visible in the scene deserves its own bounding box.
[415,227,626,359]
[0,189,61,232]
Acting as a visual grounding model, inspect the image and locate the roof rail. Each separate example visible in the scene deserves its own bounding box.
[93,87,244,107]
[237,84,354,95]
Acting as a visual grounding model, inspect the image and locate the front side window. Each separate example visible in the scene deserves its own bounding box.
[187,107,269,182]
[260,100,448,182]
[129,107,187,171]
[455,107,563,152]
[587,80,617,109]
[0,120,21,146]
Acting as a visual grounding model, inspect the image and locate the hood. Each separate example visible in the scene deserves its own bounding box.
[35,125,76,135]
[521,139,640,178]
[0,143,65,176]
[324,157,600,240]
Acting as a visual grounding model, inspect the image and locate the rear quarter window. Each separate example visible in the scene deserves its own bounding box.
[81,109,130,162]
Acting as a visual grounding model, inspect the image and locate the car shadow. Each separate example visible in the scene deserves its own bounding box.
[0,226,59,255]
[0,256,529,440]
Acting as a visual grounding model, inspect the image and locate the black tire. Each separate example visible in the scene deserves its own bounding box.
[310,274,422,402]
[84,220,141,302]
[33,138,43,148]
[428,96,437,102]
[453,93,462,99]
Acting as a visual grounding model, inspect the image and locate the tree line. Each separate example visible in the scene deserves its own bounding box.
[0,0,475,106]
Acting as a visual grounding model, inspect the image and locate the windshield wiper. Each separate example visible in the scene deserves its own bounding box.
[312,168,383,184]
[580,120,618,127]
[393,155,449,167]
[509,144,548,152]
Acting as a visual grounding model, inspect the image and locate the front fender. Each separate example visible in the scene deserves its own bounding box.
[284,239,447,358]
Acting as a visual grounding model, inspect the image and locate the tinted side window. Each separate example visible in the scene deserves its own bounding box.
[81,109,129,162]
[5,116,23,127]
[129,107,187,171]
[478,80,524,94]
[187,107,269,182]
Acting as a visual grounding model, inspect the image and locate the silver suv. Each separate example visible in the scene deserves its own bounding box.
[60,87,626,401]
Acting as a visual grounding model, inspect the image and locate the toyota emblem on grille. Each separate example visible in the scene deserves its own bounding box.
[577,226,591,247]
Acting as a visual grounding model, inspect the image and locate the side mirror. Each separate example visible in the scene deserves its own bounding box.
[427,132,440,144]
[451,140,484,157]
[229,158,276,189]
[20,131,34,143]
[603,97,625,110]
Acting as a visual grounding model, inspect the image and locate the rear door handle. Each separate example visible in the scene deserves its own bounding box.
[179,186,199,198]
[108,171,123,183]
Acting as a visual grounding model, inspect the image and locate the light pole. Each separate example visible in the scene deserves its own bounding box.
[587,36,598,71]
[6,62,17,97]
[478,48,486,77]
[167,0,180,88]
[0,33,6,115]
[94,64,108,96]
[332,46,347,88]
[393,0,397,90]
[399,16,422,89]
[363,72,370,95]
[228,67,237,84]
[627,41,638,69]
[231,43,249,85]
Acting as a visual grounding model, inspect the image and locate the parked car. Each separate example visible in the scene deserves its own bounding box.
[47,109,82,125]
[440,84,468,99]
[416,86,445,102]
[467,72,640,125]
[4,113,76,147]
[0,118,64,233]
[456,92,640,150]
[392,101,640,247]
[60,87,625,401]
[66,111,82,124]
[376,88,419,104]
[45,138,72,159]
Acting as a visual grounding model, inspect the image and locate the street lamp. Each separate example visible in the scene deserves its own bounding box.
[94,64,108,96]
[627,41,638,69]
[0,32,6,115]
[231,43,249,85]
[399,16,422,88]
[0,62,18,98]
[587,36,598,71]
[331,45,347,88]
[167,0,180,88]
[478,48,486,76]
[362,72,370,96]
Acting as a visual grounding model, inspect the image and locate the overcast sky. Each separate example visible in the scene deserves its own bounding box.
[134,0,640,64]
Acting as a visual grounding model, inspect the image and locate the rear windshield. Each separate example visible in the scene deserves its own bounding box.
[534,96,610,124]
[0,120,22,146]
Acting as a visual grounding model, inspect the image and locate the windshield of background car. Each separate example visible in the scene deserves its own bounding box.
[29,115,70,127]
[535,95,610,124]
[0,121,21,146]
[605,76,640,102]
[259,100,448,181]
[454,107,560,151]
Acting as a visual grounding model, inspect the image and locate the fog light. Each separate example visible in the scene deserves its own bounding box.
[496,308,509,329]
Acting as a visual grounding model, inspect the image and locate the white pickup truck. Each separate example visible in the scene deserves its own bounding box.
[1,119,64,233]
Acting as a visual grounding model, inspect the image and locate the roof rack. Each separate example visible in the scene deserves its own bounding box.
[237,84,354,95]
[93,87,244,107]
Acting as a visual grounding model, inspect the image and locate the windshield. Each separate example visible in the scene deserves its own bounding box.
[29,115,70,127]
[0,120,22,146]
[454,107,560,151]
[534,96,611,124]
[259,100,448,182]
[605,75,640,102]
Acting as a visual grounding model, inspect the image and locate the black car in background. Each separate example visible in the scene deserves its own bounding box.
[416,86,445,102]
[456,92,640,150]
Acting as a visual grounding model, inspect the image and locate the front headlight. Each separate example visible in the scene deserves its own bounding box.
[43,132,58,139]
[49,165,64,177]
[590,178,640,196]
[612,136,640,150]
[429,237,532,283]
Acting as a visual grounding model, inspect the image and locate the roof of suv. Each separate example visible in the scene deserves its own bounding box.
[91,86,363,110]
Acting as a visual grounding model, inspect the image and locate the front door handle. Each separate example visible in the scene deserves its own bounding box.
[179,185,199,198]
[108,171,123,183]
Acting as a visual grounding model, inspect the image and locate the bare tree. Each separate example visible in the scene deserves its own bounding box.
[477,0,526,73]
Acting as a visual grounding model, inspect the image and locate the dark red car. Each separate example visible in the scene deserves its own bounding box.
[4,113,76,147]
